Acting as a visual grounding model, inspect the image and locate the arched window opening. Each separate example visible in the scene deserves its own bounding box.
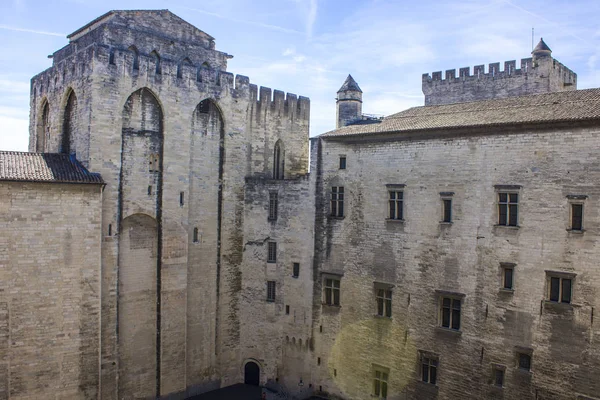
[36,101,50,152]
[128,46,139,71]
[273,140,284,179]
[177,57,192,79]
[150,50,161,75]
[109,48,116,65]
[62,90,77,154]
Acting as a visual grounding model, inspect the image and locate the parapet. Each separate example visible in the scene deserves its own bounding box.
[422,56,577,105]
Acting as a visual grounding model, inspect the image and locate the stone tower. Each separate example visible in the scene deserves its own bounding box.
[336,74,362,128]
[27,10,313,399]
[422,38,577,105]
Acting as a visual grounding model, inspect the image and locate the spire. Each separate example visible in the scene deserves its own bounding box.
[532,38,552,58]
[337,74,362,93]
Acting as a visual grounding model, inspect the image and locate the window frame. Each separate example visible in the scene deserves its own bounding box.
[495,185,521,227]
[330,186,345,218]
[267,241,277,263]
[436,291,464,332]
[268,191,278,221]
[515,347,533,372]
[339,155,347,170]
[323,276,341,306]
[372,365,390,399]
[440,192,454,223]
[374,282,394,318]
[500,262,515,291]
[292,262,300,278]
[419,351,439,385]
[491,364,506,388]
[386,184,406,221]
[567,195,587,232]
[545,270,575,304]
[266,280,276,302]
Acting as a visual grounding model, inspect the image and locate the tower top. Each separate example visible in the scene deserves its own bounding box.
[338,75,362,93]
[532,38,552,58]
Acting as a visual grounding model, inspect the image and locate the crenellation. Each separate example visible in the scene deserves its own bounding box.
[234,74,250,92]
[473,64,485,77]
[431,71,442,81]
[505,60,516,75]
[459,67,470,78]
[272,89,285,113]
[489,62,500,76]
[445,69,456,81]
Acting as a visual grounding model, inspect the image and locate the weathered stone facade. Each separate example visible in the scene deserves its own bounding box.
[4,9,600,400]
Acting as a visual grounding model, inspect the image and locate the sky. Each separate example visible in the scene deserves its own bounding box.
[1,0,600,151]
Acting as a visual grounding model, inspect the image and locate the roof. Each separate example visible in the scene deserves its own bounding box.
[532,38,552,53]
[0,152,103,184]
[338,75,362,93]
[67,9,215,41]
[321,88,600,138]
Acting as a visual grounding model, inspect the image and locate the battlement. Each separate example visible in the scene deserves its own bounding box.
[422,55,577,105]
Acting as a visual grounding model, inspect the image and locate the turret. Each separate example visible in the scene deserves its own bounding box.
[532,38,552,61]
[336,75,362,128]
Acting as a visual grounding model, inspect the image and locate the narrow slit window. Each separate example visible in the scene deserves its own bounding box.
[571,203,583,231]
[193,228,199,243]
[267,241,277,263]
[267,281,276,301]
[180,192,185,206]
[442,199,452,222]
[148,185,152,196]
[502,266,514,290]
[339,156,346,170]
[269,192,278,221]
[292,262,300,278]
[108,224,112,236]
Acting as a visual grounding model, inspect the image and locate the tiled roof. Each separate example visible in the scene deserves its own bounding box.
[0,152,103,184]
[321,88,600,138]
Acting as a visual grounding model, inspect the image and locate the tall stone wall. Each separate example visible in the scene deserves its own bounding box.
[27,11,311,399]
[0,182,102,400]
[312,124,600,400]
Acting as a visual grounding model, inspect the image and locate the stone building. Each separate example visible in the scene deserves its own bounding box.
[2,8,600,400]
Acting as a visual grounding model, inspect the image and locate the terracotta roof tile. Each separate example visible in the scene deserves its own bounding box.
[321,88,600,138]
[0,152,103,184]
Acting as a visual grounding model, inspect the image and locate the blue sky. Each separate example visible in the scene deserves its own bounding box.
[1,0,599,151]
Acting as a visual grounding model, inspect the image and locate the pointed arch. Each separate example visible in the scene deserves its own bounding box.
[150,50,161,75]
[273,139,284,179]
[62,89,77,154]
[177,57,193,79]
[36,98,50,152]
[128,45,139,71]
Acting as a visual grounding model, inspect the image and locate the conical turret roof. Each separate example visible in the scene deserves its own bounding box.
[338,75,362,93]
[532,38,552,54]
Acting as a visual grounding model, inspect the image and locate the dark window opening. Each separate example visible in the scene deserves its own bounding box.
[197,99,210,113]
[317,357,321,365]
[267,281,276,301]
[324,278,340,306]
[292,262,300,278]
[442,199,452,223]
[267,242,277,263]
[193,228,199,243]
[108,224,112,236]
[285,305,290,315]
[331,186,345,217]
[109,49,115,65]
[498,192,518,226]
[148,185,152,196]
[571,203,583,230]
[376,289,392,317]
[421,357,438,384]
[273,140,285,179]
[150,50,161,74]
[389,191,403,220]
[269,192,278,221]
[441,297,461,330]
[503,267,514,290]
[494,368,504,387]
[179,192,185,206]
[518,353,531,371]
[339,156,346,170]
[549,276,572,303]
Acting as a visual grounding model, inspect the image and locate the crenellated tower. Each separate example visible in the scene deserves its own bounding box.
[336,74,362,128]
[422,38,577,106]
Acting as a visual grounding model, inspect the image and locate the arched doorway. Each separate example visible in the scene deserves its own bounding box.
[244,361,260,386]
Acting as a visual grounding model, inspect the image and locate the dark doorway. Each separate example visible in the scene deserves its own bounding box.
[244,362,260,386]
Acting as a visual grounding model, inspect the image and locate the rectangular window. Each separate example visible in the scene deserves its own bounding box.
[292,262,300,278]
[180,191,185,206]
[493,367,505,387]
[267,241,277,263]
[324,278,340,306]
[442,199,452,223]
[518,352,531,371]
[440,297,461,330]
[571,203,583,231]
[421,356,438,385]
[498,192,518,226]
[339,156,346,170]
[373,367,389,399]
[269,191,278,221]
[267,281,276,301]
[331,187,345,217]
[389,191,404,220]
[376,289,392,318]
[548,275,572,303]
[502,264,514,290]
